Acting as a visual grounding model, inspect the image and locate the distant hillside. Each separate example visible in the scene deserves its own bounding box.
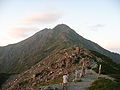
[0,24,120,74]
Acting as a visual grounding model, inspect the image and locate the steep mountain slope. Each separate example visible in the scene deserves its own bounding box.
[1,46,95,90]
[1,46,120,90]
[0,24,120,74]
[0,25,73,73]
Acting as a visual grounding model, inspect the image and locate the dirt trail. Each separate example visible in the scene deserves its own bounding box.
[41,70,97,90]
[40,69,114,90]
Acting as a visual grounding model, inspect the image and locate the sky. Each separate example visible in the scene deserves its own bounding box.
[0,0,120,54]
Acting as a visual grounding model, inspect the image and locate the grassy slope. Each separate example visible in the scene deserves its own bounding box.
[89,77,120,90]
[90,50,120,75]
[89,50,120,90]
[0,73,12,88]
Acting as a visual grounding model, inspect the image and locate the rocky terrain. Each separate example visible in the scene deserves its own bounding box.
[1,46,98,90]
[2,46,119,90]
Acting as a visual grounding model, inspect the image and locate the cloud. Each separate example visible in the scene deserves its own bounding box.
[23,12,62,24]
[90,24,105,31]
[5,11,62,41]
[93,24,105,27]
[8,27,35,38]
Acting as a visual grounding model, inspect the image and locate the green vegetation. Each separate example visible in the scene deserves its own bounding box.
[73,58,80,64]
[75,79,82,82]
[0,73,12,88]
[109,74,120,82]
[73,54,82,64]
[88,77,120,90]
[38,77,62,87]
[89,50,120,89]
[90,50,120,75]
[43,87,59,90]
[54,87,59,90]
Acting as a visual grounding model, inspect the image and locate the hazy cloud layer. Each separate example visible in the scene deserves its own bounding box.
[8,27,35,38]
[23,12,62,24]
[7,11,62,39]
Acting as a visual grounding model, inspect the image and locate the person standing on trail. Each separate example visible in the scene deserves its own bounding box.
[74,70,80,81]
[80,66,84,78]
[62,73,68,90]
[80,58,86,78]
[80,57,90,78]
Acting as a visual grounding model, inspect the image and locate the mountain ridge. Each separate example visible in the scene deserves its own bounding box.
[1,46,120,90]
[0,24,120,74]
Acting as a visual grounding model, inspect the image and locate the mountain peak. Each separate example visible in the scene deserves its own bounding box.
[53,24,71,30]
[55,24,69,27]
[0,24,120,74]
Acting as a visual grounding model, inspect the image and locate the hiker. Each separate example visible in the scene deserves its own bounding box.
[62,73,69,90]
[75,47,80,54]
[79,57,90,78]
[61,57,66,68]
[74,70,79,81]
[80,58,86,78]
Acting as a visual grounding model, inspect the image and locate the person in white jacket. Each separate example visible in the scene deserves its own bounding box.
[62,74,68,90]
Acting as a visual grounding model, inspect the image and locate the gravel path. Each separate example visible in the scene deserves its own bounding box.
[40,70,114,90]
[45,70,98,90]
